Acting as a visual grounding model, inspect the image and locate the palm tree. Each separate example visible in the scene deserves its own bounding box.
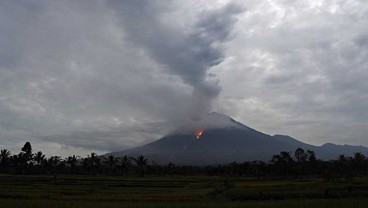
[105,155,118,168]
[10,155,19,167]
[119,155,131,175]
[66,155,78,168]
[0,149,11,168]
[103,155,118,174]
[82,157,89,171]
[338,154,347,162]
[132,155,148,177]
[86,152,100,173]
[88,152,100,166]
[353,152,365,162]
[48,156,62,167]
[133,155,148,166]
[166,162,175,175]
[34,151,45,166]
[353,152,365,174]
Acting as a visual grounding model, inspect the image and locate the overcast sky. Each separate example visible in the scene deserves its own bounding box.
[1,0,368,157]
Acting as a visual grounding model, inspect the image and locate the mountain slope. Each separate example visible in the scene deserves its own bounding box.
[108,113,368,165]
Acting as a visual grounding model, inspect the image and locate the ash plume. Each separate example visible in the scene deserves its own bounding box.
[109,1,243,120]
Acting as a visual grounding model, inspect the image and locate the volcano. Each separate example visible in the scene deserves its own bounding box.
[108,113,368,165]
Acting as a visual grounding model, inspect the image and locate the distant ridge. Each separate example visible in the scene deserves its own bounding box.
[107,112,368,165]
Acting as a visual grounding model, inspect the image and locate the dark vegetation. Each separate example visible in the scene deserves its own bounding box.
[1,142,368,180]
[1,142,368,207]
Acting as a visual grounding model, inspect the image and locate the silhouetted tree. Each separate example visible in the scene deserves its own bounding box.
[271,151,294,176]
[338,154,347,162]
[119,155,131,175]
[82,157,89,172]
[295,148,307,162]
[1,141,368,178]
[85,152,100,174]
[306,150,316,162]
[166,162,175,175]
[89,152,100,167]
[10,154,20,167]
[48,156,62,167]
[132,155,148,177]
[34,151,45,166]
[306,150,317,175]
[21,142,33,163]
[103,155,118,174]
[0,149,11,170]
[249,161,266,179]
[335,154,352,179]
[280,151,293,163]
[353,152,365,162]
[66,155,78,173]
[353,152,366,175]
[105,155,117,167]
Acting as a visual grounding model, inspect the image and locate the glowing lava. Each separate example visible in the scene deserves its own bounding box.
[196,129,204,139]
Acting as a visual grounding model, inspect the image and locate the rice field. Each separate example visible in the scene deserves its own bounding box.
[0,174,367,207]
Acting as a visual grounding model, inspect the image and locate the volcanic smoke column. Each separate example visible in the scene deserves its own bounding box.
[110,1,242,119]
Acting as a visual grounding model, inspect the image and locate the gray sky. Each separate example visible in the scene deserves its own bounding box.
[1,0,368,157]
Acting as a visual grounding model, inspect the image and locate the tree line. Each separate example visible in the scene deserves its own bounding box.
[1,142,367,179]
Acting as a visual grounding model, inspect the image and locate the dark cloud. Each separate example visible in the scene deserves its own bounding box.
[109,1,242,117]
[0,0,190,156]
[1,0,368,156]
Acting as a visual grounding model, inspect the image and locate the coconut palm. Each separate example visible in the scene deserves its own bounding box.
[88,152,100,167]
[353,152,366,174]
[84,152,101,174]
[105,155,118,168]
[131,155,148,177]
[34,151,45,166]
[338,154,347,162]
[354,152,365,162]
[102,155,118,174]
[0,149,11,168]
[48,156,62,167]
[119,155,131,175]
[66,155,78,168]
[132,155,148,166]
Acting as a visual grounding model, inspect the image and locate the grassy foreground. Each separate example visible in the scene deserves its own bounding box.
[0,174,368,208]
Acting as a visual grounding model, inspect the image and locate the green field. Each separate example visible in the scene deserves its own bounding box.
[0,174,368,208]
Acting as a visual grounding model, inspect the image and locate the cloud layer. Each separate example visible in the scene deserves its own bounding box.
[1,0,368,157]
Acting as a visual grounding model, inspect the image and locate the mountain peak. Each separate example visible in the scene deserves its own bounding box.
[170,112,248,135]
[208,111,232,119]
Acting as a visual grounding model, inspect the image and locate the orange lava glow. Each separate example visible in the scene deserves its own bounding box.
[196,129,204,139]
